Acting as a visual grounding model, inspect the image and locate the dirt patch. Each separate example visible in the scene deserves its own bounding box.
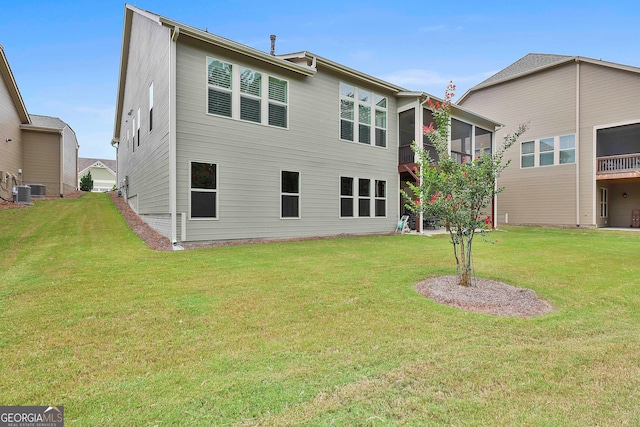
[416,276,554,318]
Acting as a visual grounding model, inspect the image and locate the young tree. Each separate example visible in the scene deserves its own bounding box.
[79,171,94,192]
[402,82,527,286]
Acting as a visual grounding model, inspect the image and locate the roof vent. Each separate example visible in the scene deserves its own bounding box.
[270,34,276,56]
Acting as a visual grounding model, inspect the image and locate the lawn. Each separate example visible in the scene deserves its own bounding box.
[1,193,639,426]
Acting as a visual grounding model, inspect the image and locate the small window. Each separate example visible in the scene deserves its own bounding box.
[375,180,386,217]
[149,83,154,132]
[539,137,554,166]
[358,178,371,217]
[281,171,299,218]
[521,141,534,168]
[340,177,354,217]
[136,108,141,146]
[190,162,217,219]
[132,116,136,152]
[559,134,576,164]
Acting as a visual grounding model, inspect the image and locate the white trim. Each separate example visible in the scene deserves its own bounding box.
[280,170,300,219]
[205,56,290,130]
[170,35,178,243]
[188,161,219,221]
[338,82,388,148]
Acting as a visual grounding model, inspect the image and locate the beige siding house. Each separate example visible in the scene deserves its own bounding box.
[459,54,640,228]
[78,158,117,192]
[0,45,79,200]
[113,5,500,245]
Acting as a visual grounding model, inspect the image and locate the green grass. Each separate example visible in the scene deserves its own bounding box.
[1,193,639,426]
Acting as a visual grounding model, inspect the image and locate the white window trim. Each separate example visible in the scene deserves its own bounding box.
[339,82,387,149]
[339,175,387,219]
[189,160,219,221]
[206,56,289,129]
[374,179,387,218]
[280,170,300,219]
[520,134,576,168]
[149,82,154,133]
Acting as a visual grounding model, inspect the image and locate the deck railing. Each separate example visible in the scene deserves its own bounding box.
[597,153,640,174]
[399,145,415,165]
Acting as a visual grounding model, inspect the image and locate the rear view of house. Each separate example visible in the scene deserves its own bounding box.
[112,5,500,245]
[459,54,640,228]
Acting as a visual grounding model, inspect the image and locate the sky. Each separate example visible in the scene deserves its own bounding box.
[1,0,639,160]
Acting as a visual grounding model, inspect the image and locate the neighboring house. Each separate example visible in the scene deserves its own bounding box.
[0,44,79,200]
[78,158,117,192]
[112,5,500,245]
[459,53,640,228]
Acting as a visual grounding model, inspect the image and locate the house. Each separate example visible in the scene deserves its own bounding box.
[459,53,640,228]
[0,44,79,200]
[112,5,500,245]
[78,158,117,192]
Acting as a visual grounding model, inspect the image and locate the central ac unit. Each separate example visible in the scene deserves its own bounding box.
[15,185,31,204]
[28,184,46,198]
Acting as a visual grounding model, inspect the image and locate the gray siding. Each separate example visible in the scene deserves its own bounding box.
[175,37,399,242]
[116,12,172,215]
[62,126,78,194]
[0,73,24,199]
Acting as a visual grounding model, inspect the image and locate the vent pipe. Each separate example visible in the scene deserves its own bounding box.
[270,34,276,56]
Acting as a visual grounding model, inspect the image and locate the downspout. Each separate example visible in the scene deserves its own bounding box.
[170,27,180,248]
[575,61,581,227]
[59,131,64,197]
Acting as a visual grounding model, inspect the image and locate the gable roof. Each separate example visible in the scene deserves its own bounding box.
[78,158,116,175]
[21,114,76,137]
[459,53,640,102]
[0,44,31,124]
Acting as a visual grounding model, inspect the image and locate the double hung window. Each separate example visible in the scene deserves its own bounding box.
[190,162,217,219]
[281,171,300,218]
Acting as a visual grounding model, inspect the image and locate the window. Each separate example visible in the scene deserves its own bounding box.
[539,137,554,166]
[136,108,141,146]
[132,115,136,152]
[126,128,130,150]
[190,162,217,219]
[281,171,299,218]
[340,177,354,217]
[268,77,288,128]
[207,57,288,128]
[207,58,233,117]
[521,134,576,168]
[375,180,386,217]
[600,188,608,218]
[521,141,534,167]
[358,179,371,217]
[474,127,492,158]
[374,95,387,147]
[339,83,386,147]
[451,118,472,164]
[559,134,576,164]
[149,83,154,132]
[240,67,261,123]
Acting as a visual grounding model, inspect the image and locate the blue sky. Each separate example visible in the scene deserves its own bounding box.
[1,0,639,160]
